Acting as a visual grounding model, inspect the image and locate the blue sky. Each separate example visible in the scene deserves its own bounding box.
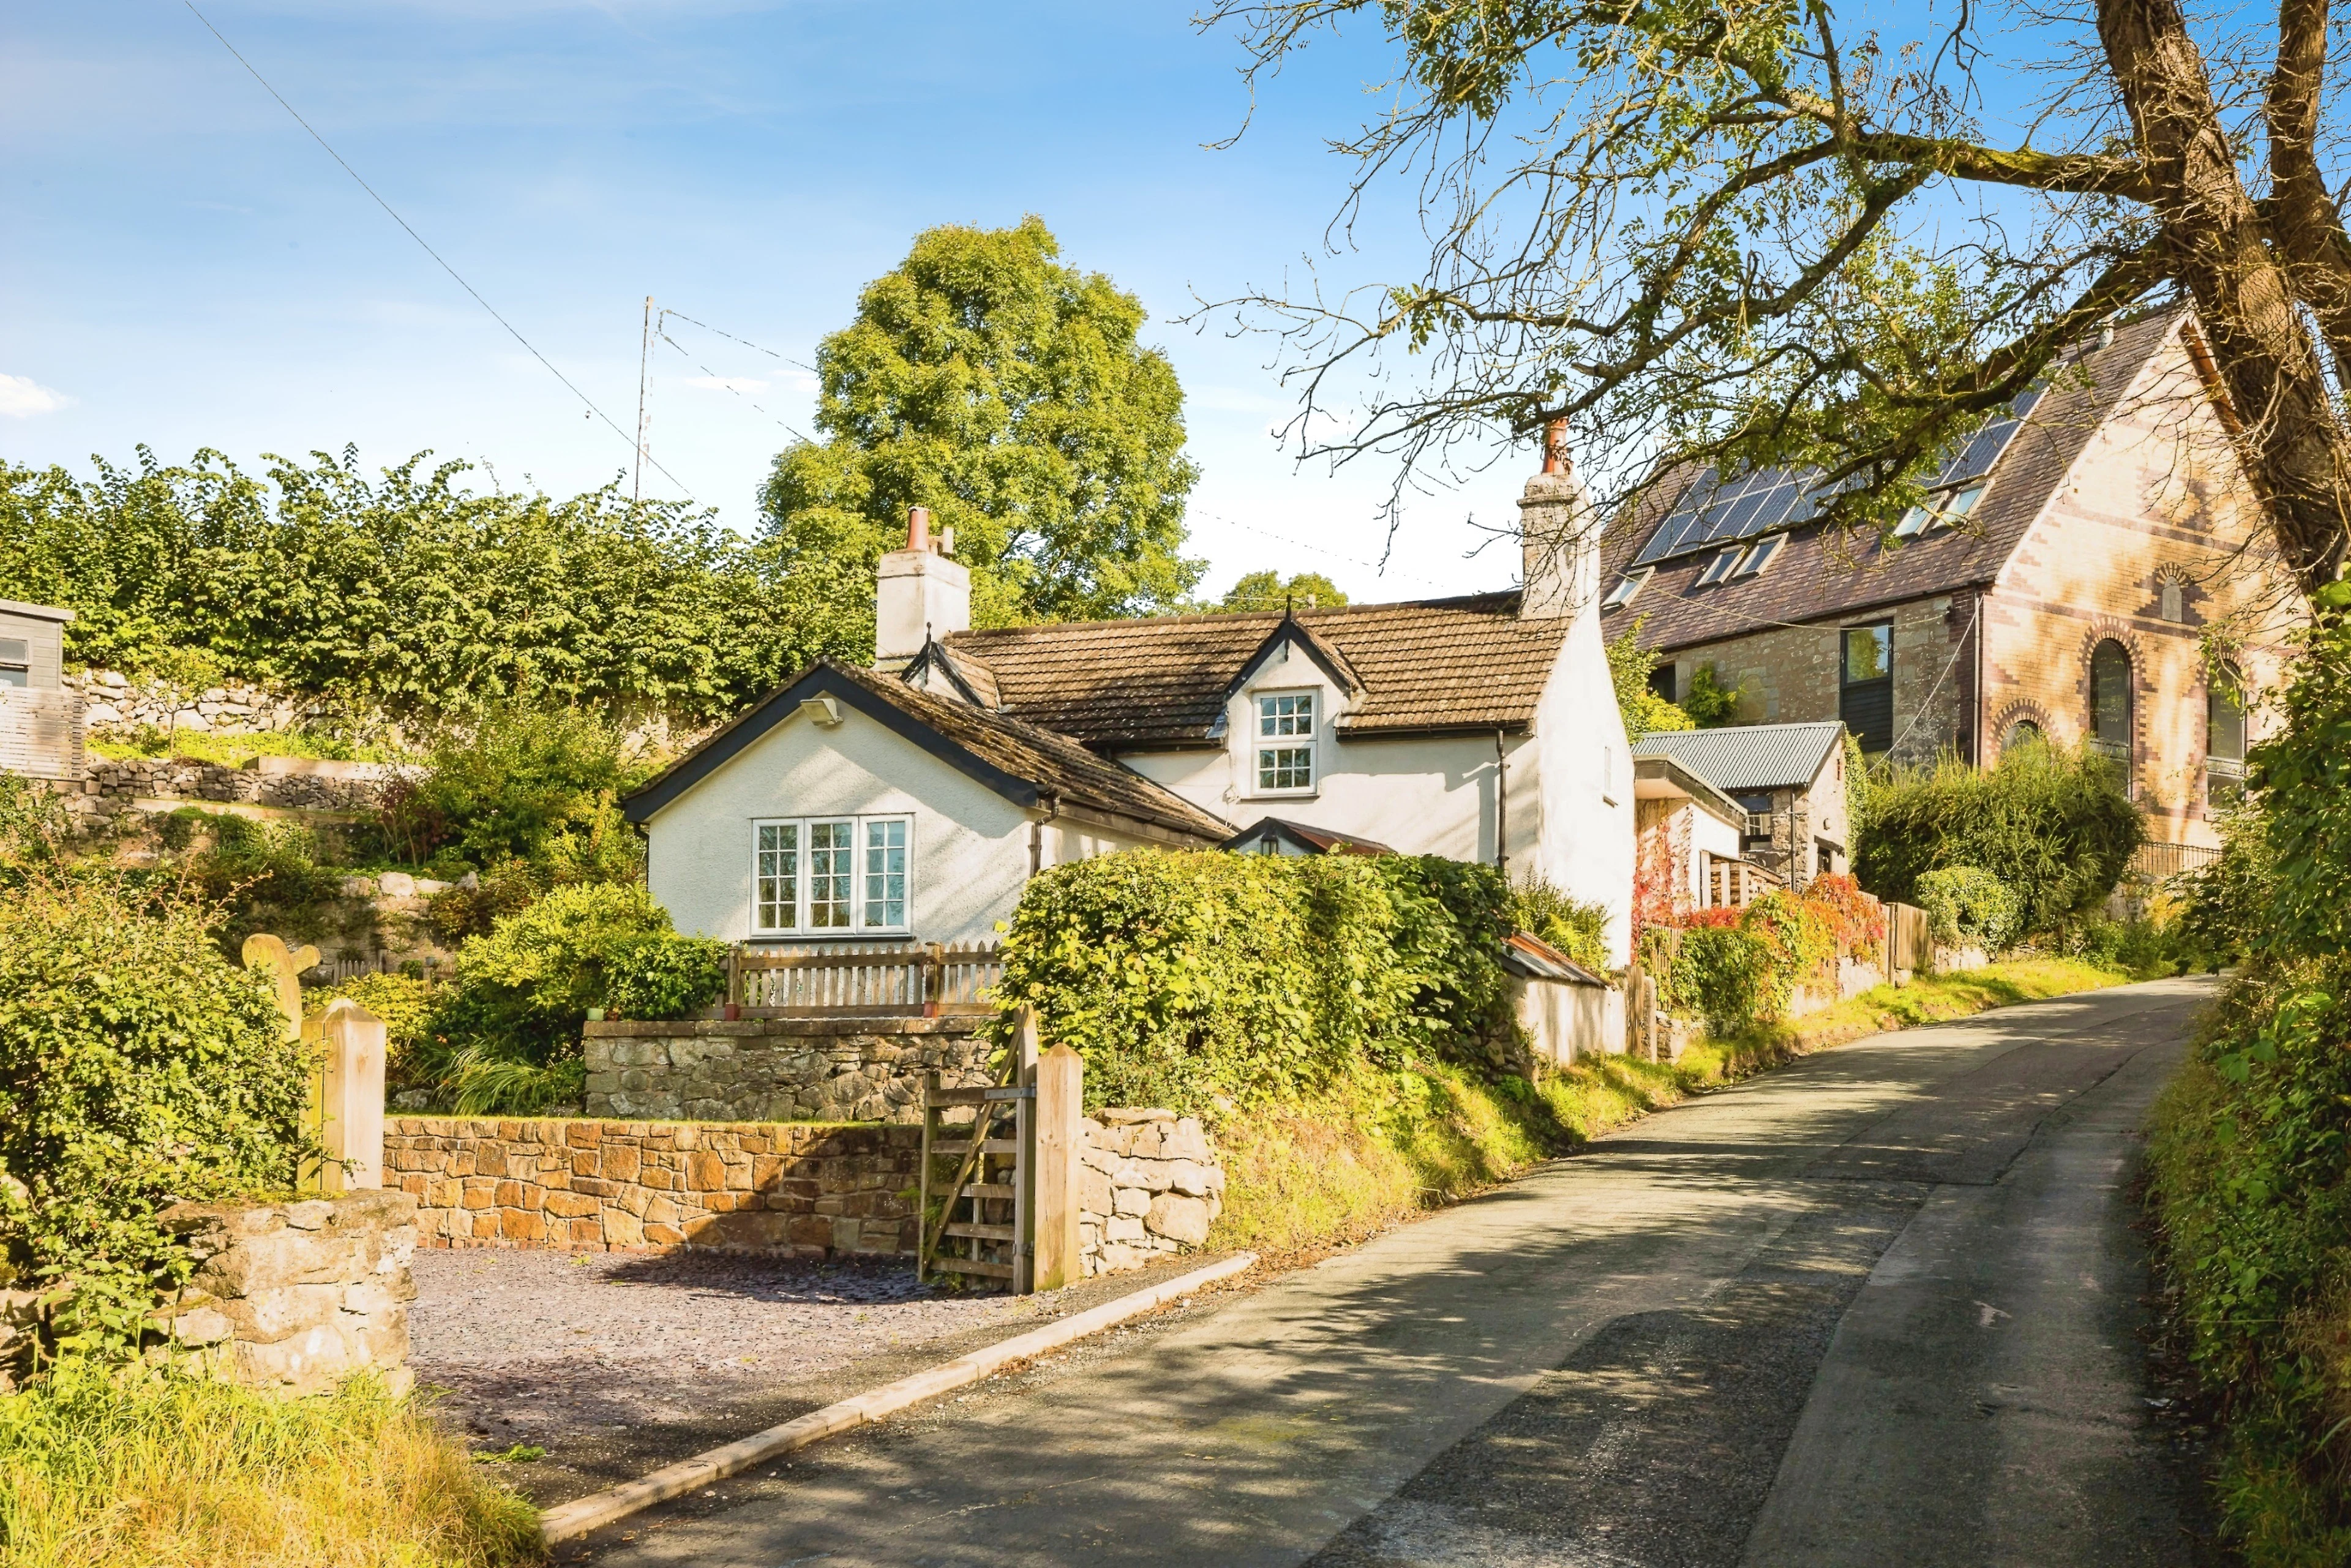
[1,1,1538,602]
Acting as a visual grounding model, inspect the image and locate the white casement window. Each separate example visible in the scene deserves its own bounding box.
[751,814,914,934]
[1255,692,1316,792]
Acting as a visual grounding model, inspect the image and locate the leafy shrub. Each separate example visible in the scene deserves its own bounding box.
[0,1361,542,1567]
[603,935,727,1022]
[420,883,700,1112]
[1915,866,2022,953]
[403,704,651,872]
[0,876,311,1357]
[1856,743,2143,934]
[1669,925,1777,1034]
[0,776,72,874]
[1679,663,1742,727]
[993,850,1515,1113]
[165,809,358,955]
[1508,875,1611,973]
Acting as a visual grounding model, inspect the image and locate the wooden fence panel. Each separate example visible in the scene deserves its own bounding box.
[731,942,1003,1018]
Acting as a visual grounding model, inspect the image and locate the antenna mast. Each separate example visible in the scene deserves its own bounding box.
[634,294,654,505]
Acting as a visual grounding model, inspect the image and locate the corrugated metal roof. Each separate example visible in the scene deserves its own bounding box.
[1630,721,1845,792]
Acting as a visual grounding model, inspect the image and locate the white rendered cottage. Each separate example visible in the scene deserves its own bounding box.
[624,452,1637,964]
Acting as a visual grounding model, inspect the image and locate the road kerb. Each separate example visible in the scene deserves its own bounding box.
[536,1250,1259,1545]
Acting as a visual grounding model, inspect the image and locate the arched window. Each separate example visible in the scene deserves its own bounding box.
[2004,718,2044,753]
[2088,639,2134,789]
[2207,671,2246,806]
[2159,577,2184,623]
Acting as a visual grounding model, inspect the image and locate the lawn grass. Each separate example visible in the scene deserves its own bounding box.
[0,1363,542,1568]
[86,729,391,768]
[1209,958,2132,1259]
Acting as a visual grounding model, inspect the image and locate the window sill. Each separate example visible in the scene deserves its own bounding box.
[746,931,917,943]
[1245,789,1321,802]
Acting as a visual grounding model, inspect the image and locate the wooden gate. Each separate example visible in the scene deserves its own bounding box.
[916,1008,1082,1294]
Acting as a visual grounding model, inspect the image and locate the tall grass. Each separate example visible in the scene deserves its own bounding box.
[0,1364,542,1568]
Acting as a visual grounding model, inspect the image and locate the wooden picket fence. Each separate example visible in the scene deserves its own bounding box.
[727,942,1002,1019]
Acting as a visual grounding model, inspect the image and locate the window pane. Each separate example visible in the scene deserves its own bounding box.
[0,667,24,689]
[2208,680,2245,762]
[2090,640,2132,743]
[862,818,908,928]
[808,820,854,928]
[0,639,26,662]
[1258,693,1313,737]
[1843,625,1891,683]
[1258,745,1314,790]
[755,822,798,931]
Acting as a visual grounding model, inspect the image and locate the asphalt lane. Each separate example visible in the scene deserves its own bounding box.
[580,977,2213,1568]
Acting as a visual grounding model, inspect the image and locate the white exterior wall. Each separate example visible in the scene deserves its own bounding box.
[640,705,1159,948]
[1121,614,1636,967]
[1526,601,1636,966]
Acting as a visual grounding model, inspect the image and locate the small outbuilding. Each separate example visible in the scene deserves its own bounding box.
[0,599,83,786]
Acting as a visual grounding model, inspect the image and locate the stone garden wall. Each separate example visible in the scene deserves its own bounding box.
[387,1109,1227,1280]
[66,669,316,736]
[152,1190,419,1397]
[90,756,393,815]
[386,1117,926,1257]
[583,1017,994,1124]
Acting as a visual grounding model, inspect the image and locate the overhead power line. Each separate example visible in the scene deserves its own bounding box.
[180,1,696,501]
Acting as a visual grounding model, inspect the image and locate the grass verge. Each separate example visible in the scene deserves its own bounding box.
[0,1362,543,1568]
[2142,976,2351,1565]
[1209,958,2132,1259]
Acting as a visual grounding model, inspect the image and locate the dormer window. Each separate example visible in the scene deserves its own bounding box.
[1730,535,1785,578]
[1601,569,1651,612]
[1696,547,1743,587]
[1256,692,1316,792]
[1894,482,1987,538]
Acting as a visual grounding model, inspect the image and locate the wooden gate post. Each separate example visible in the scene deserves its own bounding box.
[1011,1007,1040,1293]
[1032,1044,1083,1291]
[308,999,387,1191]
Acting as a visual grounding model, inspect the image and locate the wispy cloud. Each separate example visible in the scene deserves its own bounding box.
[683,374,767,392]
[0,374,69,418]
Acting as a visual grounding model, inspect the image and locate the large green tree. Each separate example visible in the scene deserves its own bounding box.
[1213,0,2351,601]
[762,217,1204,631]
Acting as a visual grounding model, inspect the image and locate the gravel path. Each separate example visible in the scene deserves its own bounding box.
[410,1250,1036,1443]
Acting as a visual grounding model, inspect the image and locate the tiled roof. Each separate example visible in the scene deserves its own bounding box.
[1597,309,2186,654]
[624,659,1235,842]
[943,592,1570,750]
[1632,721,1847,792]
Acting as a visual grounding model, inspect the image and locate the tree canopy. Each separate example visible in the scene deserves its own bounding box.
[762,216,1204,632]
[1213,0,2351,599]
[1215,569,1349,611]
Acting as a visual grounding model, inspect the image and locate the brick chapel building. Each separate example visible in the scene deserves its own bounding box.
[1595,306,2308,855]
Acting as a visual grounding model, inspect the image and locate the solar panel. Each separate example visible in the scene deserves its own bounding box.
[1629,387,2041,566]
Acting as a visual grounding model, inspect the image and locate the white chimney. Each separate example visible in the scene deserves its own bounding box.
[874,506,970,667]
[1517,420,1597,620]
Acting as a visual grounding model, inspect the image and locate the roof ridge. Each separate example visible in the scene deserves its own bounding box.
[945,588,1523,640]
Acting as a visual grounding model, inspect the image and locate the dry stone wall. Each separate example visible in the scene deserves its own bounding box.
[151,1190,418,1397]
[89,756,392,815]
[66,669,316,736]
[584,1018,993,1124]
[1078,1110,1224,1277]
[386,1116,924,1257]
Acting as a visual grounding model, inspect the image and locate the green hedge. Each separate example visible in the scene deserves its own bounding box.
[1916,865,2022,952]
[0,876,312,1360]
[2144,583,2351,1559]
[1856,741,2142,934]
[991,850,1516,1112]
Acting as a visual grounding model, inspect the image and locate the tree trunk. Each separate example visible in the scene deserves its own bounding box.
[2098,0,2350,593]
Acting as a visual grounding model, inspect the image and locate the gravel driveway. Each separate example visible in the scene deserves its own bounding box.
[407,1246,1228,1505]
